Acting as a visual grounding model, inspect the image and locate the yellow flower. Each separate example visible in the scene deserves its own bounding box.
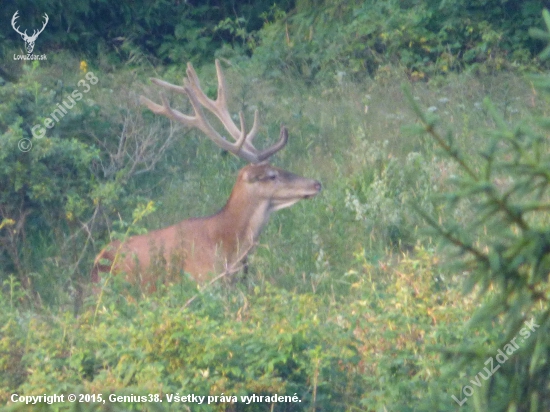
[80,60,88,73]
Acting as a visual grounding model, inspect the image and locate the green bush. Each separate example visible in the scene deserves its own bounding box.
[2,1,544,78]
[0,60,181,305]
[1,244,479,411]
[0,62,102,299]
[250,0,545,83]
[344,134,440,248]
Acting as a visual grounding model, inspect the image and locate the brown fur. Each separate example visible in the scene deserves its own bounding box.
[91,163,321,286]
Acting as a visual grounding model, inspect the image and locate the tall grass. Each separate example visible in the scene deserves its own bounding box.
[1,59,545,411]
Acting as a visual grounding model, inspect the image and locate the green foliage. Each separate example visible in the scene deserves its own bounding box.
[0,63,101,296]
[403,27,550,409]
[1,0,294,66]
[0,60,183,304]
[0,246,478,411]
[250,0,546,83]
[530,8,550,60]
[3,8,550,410]
[344,135,439,248]
[2,0,544,78]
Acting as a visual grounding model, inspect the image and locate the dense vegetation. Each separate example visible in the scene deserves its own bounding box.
[1,1,550,411]
[1,0,547,77]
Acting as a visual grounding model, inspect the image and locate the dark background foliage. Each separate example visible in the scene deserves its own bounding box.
[1,0,295,65]
[1,0,548,74]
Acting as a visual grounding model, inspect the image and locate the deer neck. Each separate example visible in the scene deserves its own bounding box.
[214,182,270,253]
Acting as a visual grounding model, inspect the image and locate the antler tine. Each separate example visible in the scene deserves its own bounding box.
[256,126,289,162]
[140,60,289,163]
[149,77,186,95]
[189,60,287,161]
[185,60,241,140]
[139,93,196,129]
[140,82,252,161]
[246,110,260,144]
[211,60,264,153]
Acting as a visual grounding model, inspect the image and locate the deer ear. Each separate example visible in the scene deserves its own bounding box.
[244,164,273,183]
[243,168,259,183]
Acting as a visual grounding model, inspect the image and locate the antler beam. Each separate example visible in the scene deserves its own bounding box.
[139,59,288,163]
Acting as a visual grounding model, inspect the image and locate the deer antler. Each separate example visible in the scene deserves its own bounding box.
[139,59,288,163]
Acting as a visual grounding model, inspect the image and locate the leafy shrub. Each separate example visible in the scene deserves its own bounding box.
[1,243,481,411]
[344,133,440,248]
[250,0,546,83]
[0,62,103,299]
[1,282,360,411]
[0,60,181,305]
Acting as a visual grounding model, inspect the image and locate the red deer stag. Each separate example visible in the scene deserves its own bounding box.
[91,60,321,286]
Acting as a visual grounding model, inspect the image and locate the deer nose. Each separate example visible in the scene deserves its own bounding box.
[314,181,322,192]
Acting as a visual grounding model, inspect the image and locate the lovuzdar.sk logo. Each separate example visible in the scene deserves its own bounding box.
[11,10,48,61]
